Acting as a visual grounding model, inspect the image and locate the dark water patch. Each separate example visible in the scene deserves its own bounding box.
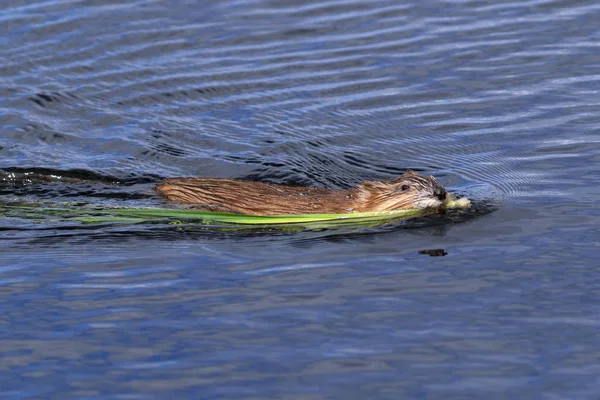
[27,91,77,108]
[0,167,123,184]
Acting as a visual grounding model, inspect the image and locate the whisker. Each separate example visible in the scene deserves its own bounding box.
[443,174,455,188]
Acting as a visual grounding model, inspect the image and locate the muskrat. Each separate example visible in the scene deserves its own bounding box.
[155,170,448,216]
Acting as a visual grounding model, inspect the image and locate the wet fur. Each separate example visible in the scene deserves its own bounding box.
[156,171,446,216]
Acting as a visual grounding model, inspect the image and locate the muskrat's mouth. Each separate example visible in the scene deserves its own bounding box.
[414,197,444,209]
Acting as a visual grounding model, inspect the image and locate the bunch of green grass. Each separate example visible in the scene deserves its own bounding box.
[0,197,470,228]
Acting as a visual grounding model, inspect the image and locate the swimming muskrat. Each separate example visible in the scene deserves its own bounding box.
[155,170,448,216]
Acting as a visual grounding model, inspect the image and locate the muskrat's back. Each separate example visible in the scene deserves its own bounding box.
[156,178,360,215]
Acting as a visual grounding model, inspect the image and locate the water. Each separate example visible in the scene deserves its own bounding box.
[1,0,600,398]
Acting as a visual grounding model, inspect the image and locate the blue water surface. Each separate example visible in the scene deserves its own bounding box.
[1,0,600,398]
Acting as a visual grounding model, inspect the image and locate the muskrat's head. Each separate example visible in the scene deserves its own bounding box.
[359,170,448,211]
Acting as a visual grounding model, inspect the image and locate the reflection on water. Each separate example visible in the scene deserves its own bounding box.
[2,0,600,398]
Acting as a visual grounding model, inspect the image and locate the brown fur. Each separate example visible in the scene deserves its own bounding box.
[155,171,447,216]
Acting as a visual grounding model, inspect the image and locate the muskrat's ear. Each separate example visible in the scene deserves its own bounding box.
[390,170,417,182]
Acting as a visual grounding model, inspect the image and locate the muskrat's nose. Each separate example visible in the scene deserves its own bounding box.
[435,187,447,201]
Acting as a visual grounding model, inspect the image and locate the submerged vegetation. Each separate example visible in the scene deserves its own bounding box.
[0,197,471,229]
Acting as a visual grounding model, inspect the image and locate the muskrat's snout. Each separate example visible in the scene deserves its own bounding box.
[434,186,447,201]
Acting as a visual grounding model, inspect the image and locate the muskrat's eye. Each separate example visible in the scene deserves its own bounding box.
[401,184,410,191]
